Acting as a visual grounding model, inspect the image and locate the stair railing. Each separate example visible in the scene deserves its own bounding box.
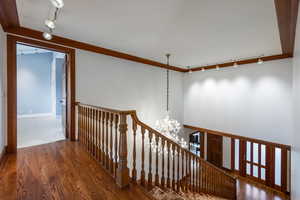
[76,102,237,199]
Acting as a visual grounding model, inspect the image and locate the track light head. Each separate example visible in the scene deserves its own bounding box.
[257,58,264,64]
[233,61,238,67]
[45,19,56,29]
[43,32,53,40]
[50,0,64,8]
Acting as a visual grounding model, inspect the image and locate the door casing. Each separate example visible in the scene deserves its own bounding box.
[7,35,76,153]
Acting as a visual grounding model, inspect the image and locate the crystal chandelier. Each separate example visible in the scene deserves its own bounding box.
[154,54,188,149]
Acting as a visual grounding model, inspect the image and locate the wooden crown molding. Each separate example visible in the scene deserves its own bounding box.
[0,0,19,31]
[274,0,299,55]
[185,54,293,72]
[6,26,186,72]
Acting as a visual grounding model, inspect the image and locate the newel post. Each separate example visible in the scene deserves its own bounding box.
[116,113,130,188]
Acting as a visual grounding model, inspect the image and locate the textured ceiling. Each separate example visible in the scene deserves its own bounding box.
[17,0,282,67]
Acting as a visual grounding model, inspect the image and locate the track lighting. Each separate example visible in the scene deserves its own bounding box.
[43,0,63,40]
[257,58,264,64]
[50,0,64,8]
[45,19,55,29]
[43,32,53,40]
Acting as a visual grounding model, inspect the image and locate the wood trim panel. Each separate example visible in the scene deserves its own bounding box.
[187,54,293,72]
[6,26,186,72]
[6,35,76,152]
[231,138,235,170]
[183,124,291,150]
[281,147,288,192]
[0,0,19,31]
[239,140,246,177]
[274,0,299,55]
[200,132,205,159]
[68,49,76,141]
[7,35,17,153]
[266,145,275,187]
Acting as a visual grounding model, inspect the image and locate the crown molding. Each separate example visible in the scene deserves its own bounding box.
[6,26,186,72]
[185,54,293,72]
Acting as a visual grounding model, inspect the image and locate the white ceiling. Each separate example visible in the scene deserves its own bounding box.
[17,0,282,68]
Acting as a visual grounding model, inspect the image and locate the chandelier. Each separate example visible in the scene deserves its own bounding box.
[154,54,188,150]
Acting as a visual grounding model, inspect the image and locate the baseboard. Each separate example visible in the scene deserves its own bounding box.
[17,113,54,118]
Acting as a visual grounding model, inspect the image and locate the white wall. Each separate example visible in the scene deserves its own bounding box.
[292,6,300,199]
[76,49,184,130]
[0,26,5,154]
[184,59,293,146]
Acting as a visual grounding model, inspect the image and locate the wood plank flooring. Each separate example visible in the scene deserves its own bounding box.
[237,179,289,200]
[0,140,290,200]
[0,141,150,200]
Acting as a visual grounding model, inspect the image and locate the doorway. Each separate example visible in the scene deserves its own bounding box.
[16,44,67,148]
[7,35,76,153]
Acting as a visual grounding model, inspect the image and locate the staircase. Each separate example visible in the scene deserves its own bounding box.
[75,103,237,200]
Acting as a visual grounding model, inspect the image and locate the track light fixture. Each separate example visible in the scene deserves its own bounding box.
[43,31,53,40]
[187,66,193,74]
[50,0,64,8]
[257,58,264,64]
[43,0,63,40]
[45,19,56,29]
[233,61,238,67]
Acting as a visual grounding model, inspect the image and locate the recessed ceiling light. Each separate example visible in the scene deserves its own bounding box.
[45,19,55,29]
[49,0,64,8]
[43,32,53,40]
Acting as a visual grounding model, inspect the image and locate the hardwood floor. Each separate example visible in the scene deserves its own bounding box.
[0,141,150,200]
[0,140,290,200]
[237,179,289,200]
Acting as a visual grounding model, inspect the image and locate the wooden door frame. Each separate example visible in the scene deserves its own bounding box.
[7,35,76,153]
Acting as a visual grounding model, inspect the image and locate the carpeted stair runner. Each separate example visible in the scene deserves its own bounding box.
[149,187,228,200]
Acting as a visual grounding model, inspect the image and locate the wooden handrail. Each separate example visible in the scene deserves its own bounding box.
[76,102,135,115]
[184,124,291,150]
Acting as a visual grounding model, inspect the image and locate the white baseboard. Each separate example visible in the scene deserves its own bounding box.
[17,113,54,119]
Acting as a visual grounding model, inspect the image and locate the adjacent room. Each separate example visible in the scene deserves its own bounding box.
[17,44,66,148]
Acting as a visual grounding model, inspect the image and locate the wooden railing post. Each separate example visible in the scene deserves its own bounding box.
[116,113,130,188]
